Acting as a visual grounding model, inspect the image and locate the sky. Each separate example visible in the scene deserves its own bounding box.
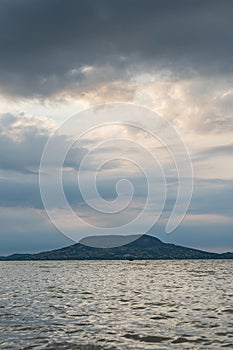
[0,0,233,255]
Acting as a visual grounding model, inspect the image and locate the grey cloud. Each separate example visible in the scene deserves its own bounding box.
[0,177,84,209]
[0,208,73,255]
[0,0,232,97]
[202,143,233,156]
[160,177,233,219]
[0,113,87,173]
[0,113,48,173]
[2,171,233,220]
[0,179,43,209]
[149,222,233,253]
[1,113,232,220]
[194,143,233,162]
[189,177,233,217]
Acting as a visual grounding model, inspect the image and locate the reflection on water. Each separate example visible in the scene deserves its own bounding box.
[0,260,233,349]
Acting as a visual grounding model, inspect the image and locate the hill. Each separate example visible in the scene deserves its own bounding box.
[1,234,233,260]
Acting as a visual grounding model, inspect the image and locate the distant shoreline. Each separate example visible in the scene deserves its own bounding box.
[1,234,233,261]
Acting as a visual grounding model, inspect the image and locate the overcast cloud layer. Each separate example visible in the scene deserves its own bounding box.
[0,0,233,97]
[0,1,233,254]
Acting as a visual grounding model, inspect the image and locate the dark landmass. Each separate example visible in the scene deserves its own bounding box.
[1,234,233,260]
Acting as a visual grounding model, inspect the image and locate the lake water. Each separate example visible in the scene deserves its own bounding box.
[0,260,233,349]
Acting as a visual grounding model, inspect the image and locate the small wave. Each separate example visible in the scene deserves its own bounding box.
[123,333,171,343]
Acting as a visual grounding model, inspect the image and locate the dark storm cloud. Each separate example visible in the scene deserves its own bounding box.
[0,0,232,97]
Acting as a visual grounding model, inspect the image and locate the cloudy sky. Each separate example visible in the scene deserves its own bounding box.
[0,0,233,255]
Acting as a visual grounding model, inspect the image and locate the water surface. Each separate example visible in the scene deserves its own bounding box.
[0,260,233,349]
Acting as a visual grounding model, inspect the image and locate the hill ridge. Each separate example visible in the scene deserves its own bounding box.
[1,234,233,260]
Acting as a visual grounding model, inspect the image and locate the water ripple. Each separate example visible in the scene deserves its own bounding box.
[0,260,233,349]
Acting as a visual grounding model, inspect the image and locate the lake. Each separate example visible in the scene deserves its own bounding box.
[0,260,233,349]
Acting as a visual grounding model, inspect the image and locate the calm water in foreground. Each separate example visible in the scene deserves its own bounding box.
[0,260,233,349]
